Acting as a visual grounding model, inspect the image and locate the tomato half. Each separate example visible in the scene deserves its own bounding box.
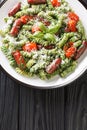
[63,42,73,51]
[20,15,30,24]
[68,12,79,22]
[23,42,37,52]
[65,46,76,58]
[68,20,77,32]
[51,0,61,7]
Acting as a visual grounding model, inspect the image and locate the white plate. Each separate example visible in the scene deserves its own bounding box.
[0,0,87,89]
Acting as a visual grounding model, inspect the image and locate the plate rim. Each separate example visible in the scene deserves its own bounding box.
[0,65,87,89]
[0,0,87,89]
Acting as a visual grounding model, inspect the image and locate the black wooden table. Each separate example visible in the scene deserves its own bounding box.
[0,0,87,130]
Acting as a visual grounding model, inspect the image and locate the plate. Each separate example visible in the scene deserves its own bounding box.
[0,0,87,89]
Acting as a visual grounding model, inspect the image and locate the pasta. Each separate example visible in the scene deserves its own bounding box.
[0,0,87,80]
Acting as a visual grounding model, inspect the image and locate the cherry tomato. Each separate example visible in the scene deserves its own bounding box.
[65,46,76,58]
[20,15,30,24]
[63,42,74,52]
[68,12,79,22]
[51,0,61,7]
[12,50,25,68]
[32,24,41,33]
[68,20,77,32]
[23,42,37,52]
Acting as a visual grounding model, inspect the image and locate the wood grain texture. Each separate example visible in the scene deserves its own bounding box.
[64,71,87,130]
[0,71,19,130]
[0,68,65,130]
[18,88,64,130]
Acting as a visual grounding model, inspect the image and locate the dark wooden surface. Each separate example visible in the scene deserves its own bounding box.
[0,0,87,130]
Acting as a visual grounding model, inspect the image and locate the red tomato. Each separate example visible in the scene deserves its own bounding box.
[32,24,41,33]
[12,50,25,68]
[23,42,37,52]
[68,20,77,32]
[51,0,61,7]
[65,46,76,58]
[20,15,34,24]
[63,42,74,52]
[20,15,30,24]
[68,12,79,22]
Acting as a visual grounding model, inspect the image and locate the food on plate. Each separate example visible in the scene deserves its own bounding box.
[0,0,87,80]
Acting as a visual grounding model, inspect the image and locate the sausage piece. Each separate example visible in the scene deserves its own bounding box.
[27,0,46,4]
[37,44,43,50]
[46,58,62,74]
[74,41,87,60]
[44,45,55,49]
[10,19,22,36]
[8,2,21,17]
[13,19,23,27]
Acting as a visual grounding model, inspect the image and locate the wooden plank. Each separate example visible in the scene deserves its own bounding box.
[64,70,87,130]
[0,70,87,130]
[18,87,64,130]
[0,69,19,130]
